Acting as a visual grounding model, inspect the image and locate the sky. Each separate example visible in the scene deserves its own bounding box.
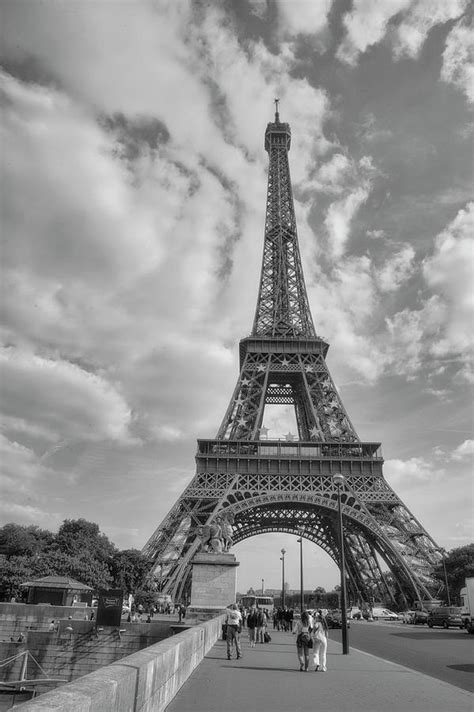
[0,0,473,595]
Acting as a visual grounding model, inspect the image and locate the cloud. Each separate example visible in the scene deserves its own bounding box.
[337,0,469,66]
[0,347,136,447]
[441,19,474,104]
[422,202,474,360]
[376,244,416,292]
[385,456,439,485]
[337,0,411,65]
[319,156,378,259]
[451,439,474,461]
[391,0,468,60]
[275,0,332,38]
[384,296,446,376]
[1,71,162,288]
[324,186,371,258]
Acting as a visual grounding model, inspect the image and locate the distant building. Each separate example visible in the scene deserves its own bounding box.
[20,575,93,606]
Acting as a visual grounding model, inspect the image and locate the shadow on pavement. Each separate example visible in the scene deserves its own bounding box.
[391,632,467,640]
[447,664,474,673]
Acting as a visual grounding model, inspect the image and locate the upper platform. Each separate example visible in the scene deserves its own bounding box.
[265,117,291,152]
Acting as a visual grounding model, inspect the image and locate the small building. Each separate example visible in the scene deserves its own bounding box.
[20,575,93,606]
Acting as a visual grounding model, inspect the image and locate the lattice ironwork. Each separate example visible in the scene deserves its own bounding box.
[142,107,442,606]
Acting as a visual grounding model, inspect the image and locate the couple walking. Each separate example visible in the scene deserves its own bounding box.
[294,609,328,672]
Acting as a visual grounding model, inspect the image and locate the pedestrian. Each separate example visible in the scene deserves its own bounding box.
[225,603,242,660]
[48,620,55,632]
[246,605,258,647]
[294,610,313,671]
[312,610,328,672]
[256,607,266,643]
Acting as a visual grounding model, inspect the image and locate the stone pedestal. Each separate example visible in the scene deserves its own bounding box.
[186,552,239,623]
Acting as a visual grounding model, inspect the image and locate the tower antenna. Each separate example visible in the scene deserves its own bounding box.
[274,97,280,123]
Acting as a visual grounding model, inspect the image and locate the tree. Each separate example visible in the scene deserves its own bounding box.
[30,550,112,590]
[433,544,474,604]
[0,524,54,558]
[55,519,116,562]
[110,549,153,595]
[0,556,34,600]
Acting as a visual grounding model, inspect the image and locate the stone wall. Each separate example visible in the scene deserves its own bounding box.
[14,614,225,712]
[0,619,176,684]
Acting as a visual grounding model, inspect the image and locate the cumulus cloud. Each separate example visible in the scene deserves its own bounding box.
[422,202,474,359]
[319,155,378,259]
[275,0,332,38]
[451,439,474,461]
[1,71,162,287]
[441,20,474,104]
[376,244,416,292]
[337,0,411,65]
[337,0,469,66]
[384,296,446,376]
[0,347,136,446]
[391,0,468,59]
[385,456,438,485]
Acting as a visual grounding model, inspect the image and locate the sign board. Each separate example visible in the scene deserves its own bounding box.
[96,589,123,627]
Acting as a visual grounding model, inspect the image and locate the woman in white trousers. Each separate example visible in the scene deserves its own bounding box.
[312,610,328,671]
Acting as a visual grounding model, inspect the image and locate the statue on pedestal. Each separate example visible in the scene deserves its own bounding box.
[198,511,234,553]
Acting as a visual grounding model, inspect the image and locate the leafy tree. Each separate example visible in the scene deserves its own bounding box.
[55,519,116,563]
[0,555,34,600]
[30,550,112,590]
[433,544,474,603]
[0,524,54,558]
[110,549,154,595]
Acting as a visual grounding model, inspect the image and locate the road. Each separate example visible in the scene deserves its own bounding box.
[332,619,474,692]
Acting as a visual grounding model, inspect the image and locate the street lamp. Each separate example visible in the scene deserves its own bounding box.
[296,533,304,613]
[333,473,349,655]
[441,549,451,606]
[262,578,265,595]
[280,548,286,608]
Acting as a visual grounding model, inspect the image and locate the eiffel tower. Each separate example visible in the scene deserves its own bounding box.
[143,104,442,606]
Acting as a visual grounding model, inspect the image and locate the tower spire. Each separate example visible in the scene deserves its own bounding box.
[252,108,316,337]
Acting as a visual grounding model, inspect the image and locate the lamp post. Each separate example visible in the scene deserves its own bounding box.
[296,533,304,613]
[333,473,349,655]
[262,578,265,595]
[441,550,451,606]
[280,548,286,608]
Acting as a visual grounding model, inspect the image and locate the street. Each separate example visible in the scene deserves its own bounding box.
[333,619,474,692]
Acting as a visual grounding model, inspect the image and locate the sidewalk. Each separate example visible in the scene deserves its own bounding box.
[165,630,472,712]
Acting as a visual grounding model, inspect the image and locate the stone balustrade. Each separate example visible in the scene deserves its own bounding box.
[14,614,225,711]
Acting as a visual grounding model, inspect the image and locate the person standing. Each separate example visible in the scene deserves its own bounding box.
[256,607,266,643]
[294,610,312,671]
[246,605,258,647]
[312,610,329,672]
[225,603,242,660]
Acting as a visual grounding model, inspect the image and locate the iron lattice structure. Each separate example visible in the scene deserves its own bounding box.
[143,108,442,606]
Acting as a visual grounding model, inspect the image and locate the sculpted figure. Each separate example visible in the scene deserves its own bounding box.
[219,511,235,552]
[198,520,223,553]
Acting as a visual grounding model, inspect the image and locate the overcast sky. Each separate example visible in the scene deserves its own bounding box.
[1,0,472,594]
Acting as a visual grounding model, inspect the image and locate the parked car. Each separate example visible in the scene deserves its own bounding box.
[325,610,351,629]
[412,609,429,625]
[400,610,416,624]
[427,606,464,629]
[370,607,399,621]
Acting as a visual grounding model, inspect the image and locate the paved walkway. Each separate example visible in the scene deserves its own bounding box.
[166,630,472,712]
